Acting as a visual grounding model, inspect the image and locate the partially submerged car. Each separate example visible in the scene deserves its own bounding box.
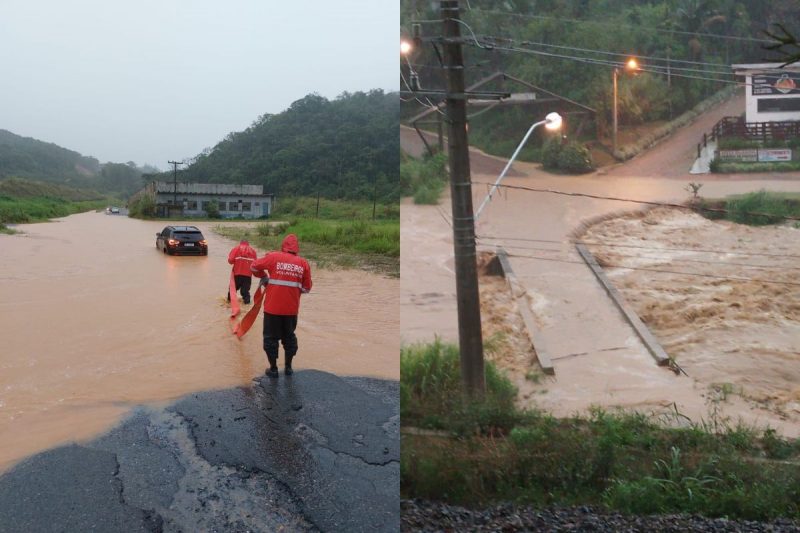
[156,226,208,256]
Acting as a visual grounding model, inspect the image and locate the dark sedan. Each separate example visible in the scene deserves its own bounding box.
[156,226,208,256]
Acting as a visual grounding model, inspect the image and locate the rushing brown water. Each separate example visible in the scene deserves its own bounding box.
[0,211,398,472]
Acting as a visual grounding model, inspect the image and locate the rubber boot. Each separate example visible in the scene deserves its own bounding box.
[266,355,279,378]
[285,354,294,376]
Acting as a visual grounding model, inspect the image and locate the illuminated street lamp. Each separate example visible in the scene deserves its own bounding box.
[400,40,412,56]
[475,112,563,220]
[613,57,640,153]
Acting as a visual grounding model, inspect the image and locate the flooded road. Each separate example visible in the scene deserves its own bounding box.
[401,124,800,436]
[0,211,398,472]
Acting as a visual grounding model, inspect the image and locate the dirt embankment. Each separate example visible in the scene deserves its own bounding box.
[582,207,800,417]
[477,254,546,402]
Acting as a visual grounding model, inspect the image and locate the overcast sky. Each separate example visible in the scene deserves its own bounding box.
[0,1,398,170]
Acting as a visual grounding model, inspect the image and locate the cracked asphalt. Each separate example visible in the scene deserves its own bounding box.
[0,370,399,532]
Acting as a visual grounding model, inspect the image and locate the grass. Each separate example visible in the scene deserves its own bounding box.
[401,340,800,521]
[695,190,800,226]
[0,197,107,224]
[214,217,399,277]
[272,196,399,220]
[401,152,448,204]
[711,160,800,173]
[0,177,109,224]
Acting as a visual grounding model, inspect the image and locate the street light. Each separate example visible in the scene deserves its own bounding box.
[613,57,640,153]
[400,40,412,56]
[475,112,563,220]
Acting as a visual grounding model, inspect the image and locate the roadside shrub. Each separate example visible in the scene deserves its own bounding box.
[542,137,563,169]
[401,152,448,204]
[204,199,221,219]
[558,142,595,173]
[400,339,520,434]
[127,193,156,218]
[543,139,595,173]
[726,190,795,226]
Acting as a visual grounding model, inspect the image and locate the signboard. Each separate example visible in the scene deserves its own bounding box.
[758,148,792,162]
[718,149,757,162]
[752,73,800,96]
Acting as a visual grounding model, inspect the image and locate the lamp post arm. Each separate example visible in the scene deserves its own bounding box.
[475,118,546,221]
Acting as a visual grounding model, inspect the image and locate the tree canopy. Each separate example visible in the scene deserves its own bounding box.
[176,90,400,202]
[401,0,798,139]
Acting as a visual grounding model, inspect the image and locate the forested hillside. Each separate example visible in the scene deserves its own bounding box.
[0,129,158,198]
[178,90,400,201]
[401,0,797,151]
[0,129,100,183]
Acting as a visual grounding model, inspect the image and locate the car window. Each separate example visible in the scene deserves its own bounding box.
[174,231,203,238]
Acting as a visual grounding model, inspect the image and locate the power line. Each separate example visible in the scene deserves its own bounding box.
[471,181,800,222]
[472,36,736,74]
[465,8,774,45]
[466,41,747,86]
[502,251,800,288]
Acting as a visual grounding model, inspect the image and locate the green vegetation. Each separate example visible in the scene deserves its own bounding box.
[400,152,448,204]
[401,340,800,521]
[0,177,108,224]
[717,138,800,150]
[127,192,156,219]
[402,1,788,156]
[177,91,399,202]
[214,207,399,276]
[0,130,158,198]
[401,340,520,433]
[542,138,595,173]
[696,190,800,226]
[711,161,800,173]
[273,196,399,220]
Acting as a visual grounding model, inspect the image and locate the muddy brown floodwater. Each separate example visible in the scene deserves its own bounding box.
[0,211,398,472]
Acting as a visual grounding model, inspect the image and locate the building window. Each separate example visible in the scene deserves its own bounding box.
[187,201,198,210]
[229,201,239,211]
[242,202,251,211]
[201,201,210,212]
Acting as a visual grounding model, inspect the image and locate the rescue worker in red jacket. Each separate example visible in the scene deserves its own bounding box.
[251,234,312,378]
[227,239,257,305]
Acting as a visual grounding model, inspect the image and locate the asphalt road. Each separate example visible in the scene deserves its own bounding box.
[0,370,399,532]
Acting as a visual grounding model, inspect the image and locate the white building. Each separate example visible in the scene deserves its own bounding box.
[732,62,800,123]
[136,181,274,218]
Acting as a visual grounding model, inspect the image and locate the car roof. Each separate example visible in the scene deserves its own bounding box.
[168,226,201,232]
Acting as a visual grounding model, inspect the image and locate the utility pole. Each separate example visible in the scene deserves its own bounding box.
[167,160,183,208]
[612,67,619,154]
[441,0,485,395]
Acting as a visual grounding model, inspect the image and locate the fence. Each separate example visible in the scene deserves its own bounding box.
[710,117,800,142]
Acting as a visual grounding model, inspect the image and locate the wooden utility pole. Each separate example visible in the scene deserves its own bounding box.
[167,160,183,207]
[441,0,485,395]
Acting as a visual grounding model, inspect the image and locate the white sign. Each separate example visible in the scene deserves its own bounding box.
[718,149,757,162]
[758,149,792,162]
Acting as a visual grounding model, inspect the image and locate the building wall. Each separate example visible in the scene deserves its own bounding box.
[745,74,800,123]
[154,193,273,218]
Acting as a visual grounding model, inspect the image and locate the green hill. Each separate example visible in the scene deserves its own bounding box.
[0,129,161,199]
[178,90,400,202]
[0,129,101,183]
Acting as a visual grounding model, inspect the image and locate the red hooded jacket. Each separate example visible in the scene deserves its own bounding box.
[227,241,257,277]
[251,234,312,316]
